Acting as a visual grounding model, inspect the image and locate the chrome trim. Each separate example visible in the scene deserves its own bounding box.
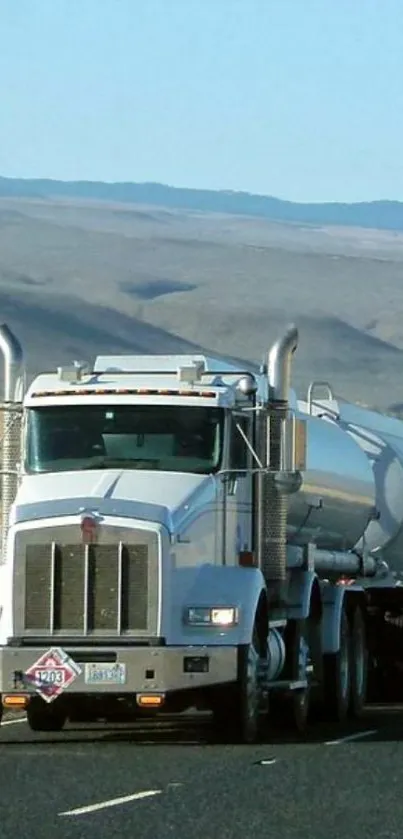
[83,544,90,634]
[117,541,123,634]
[49,542,56,634]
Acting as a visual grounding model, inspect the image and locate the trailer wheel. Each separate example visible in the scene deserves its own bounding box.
[212,624,262,744]
[26,698,66,732]
[323,606,351,722]
[349,606,367,718]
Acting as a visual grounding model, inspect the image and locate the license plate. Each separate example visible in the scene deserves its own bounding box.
[84,662,126,685]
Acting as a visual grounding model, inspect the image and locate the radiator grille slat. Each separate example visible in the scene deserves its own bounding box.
[121,545,149,631]
[25,545,52,630]
[17,527,158,637]
[54,545,85,631]
[88,545,119,631]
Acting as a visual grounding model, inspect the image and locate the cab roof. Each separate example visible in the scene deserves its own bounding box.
[24,353,258,409]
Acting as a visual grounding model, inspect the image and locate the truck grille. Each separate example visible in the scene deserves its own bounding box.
[14,525,159,638]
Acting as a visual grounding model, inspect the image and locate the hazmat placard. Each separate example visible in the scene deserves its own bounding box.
[25,648,82,703]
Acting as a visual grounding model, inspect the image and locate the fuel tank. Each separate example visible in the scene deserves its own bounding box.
[306,398,403,574]
[284,405,376,552]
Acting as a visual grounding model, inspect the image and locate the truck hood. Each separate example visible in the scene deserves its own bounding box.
[11,470,216,533]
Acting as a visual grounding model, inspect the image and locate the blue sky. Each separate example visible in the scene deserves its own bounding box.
[1,0,403,202]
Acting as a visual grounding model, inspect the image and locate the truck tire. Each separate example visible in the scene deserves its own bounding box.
[290,617,319,733]
[323,606,351,722]
[349,605,367,718]
[212,623,262,744]
[271,614,320,735]
[26,698,66,732]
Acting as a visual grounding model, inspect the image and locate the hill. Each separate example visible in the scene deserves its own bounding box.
[1,190,403,411]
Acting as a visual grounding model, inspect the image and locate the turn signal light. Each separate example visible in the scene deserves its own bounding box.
[2,694,29,709]
[136,694,165,708]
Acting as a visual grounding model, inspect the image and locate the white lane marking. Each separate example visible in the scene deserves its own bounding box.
[59,789,162,817]
[1,717,27,727]
[325,729,377,746]
[256,758,277,766]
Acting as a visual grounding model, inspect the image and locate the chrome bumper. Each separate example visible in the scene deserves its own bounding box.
[0,644,238,698]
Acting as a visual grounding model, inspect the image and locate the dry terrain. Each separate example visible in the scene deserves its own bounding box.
[1,195,403,411]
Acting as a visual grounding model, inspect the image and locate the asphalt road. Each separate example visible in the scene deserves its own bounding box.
[1,708,403,839]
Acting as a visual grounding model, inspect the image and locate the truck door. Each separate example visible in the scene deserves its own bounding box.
[222,412,253,565]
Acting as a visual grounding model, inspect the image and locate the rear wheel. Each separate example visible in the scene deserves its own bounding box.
[272,614,320,734]
[292,616,322,732]
[26,698,66,732]
[323,606,351,722]
[349,605,368,718]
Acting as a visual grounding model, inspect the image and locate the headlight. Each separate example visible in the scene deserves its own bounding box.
[185,607,238,627]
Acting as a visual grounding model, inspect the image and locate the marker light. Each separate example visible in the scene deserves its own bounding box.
[2,694,29,709]
[185,607,238,627]
[137,694,165,708]
[31,388,217,398]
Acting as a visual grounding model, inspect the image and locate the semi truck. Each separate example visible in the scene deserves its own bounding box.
[1,321,403,743]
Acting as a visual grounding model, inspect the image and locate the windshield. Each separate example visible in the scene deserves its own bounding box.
[25,404,224,475]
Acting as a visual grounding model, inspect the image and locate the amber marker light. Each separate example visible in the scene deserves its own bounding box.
[2,694,30,709]
[136,694,165,708]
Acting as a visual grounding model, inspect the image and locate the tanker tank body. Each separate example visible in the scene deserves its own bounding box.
[302,394,403,577]
[281,387,376,556]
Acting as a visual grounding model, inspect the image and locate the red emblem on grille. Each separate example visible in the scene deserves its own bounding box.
[80,515,97,544]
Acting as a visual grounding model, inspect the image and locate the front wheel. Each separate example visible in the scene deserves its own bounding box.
[212,627,263,744]
[26,698,67,732]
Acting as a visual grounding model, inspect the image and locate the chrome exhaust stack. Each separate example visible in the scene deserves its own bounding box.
[268,325,299,407]
[258,325,299,604]
[0,324,24,563]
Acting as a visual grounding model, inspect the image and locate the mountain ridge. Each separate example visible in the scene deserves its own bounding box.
[1,175,403,231]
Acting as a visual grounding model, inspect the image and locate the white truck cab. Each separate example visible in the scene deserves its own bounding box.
[1,322,403,742]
